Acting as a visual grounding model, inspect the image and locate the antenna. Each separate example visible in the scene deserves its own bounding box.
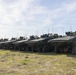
[52,25,54,34]
[70,25,72,31]
[55,28,57,34]
[42,29,43,34]
[17,33,18,39]
[37,30,38,36]
[25,34,26,38]
[62,27,64,35]
[35,30,36,35]
[48,28,49,33]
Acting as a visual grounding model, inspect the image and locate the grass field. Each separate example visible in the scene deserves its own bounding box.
[0,49,76,75]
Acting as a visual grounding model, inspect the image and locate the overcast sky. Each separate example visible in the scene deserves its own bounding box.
[0,0,76,39]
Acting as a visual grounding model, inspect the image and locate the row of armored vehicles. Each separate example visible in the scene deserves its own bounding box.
[0,32,76,55]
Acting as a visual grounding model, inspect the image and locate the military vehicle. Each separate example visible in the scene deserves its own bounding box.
[13,39,28,51]
[0,40,16,50]
[0,42,6,49]
[25,38,51,52]
[48,36,76,54]
[0,31,75,55]
[12,35,39,51]
[25,33,58,52]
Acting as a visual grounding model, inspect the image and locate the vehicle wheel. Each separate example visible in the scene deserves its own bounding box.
[32,47,37,52]
[37,47,42,52]
[63,48,68,53]
[42,45,50,53]
[21,47,25,51]
[26,46,33,52]
[54,46,58,53]
[72,47,76,55]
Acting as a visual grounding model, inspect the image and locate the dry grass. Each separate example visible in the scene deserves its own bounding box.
[0,49,76,75]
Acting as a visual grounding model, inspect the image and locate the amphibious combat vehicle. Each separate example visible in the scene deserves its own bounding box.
[0,40,16,50]
[26,37,51,52]
[12,35,39,51]
[13,39,28,51]
[25,34,59,52]
[48,36,76,54]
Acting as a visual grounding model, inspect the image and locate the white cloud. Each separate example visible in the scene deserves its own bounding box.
[0,0,76,38]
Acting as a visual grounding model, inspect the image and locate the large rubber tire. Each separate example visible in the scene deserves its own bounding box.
[32,47,37,52]
[72,47,76,55]
[42,45,50,53]
[14,46,19,50]
[37,47,42,53]
[54,46,58,53]
[63,48,69,53]
[20,47,24,51]
[26,46,33,52]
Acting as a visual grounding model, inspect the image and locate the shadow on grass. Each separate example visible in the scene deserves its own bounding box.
[0,49,76,58]
[37,52,76,58]
[66,54,76,58]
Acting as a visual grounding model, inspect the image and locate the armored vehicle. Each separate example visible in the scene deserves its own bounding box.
[13,39,28,51]
[0,42,6,49]
[0,40,16,50]
[48,36,76,54]
[26,34,53,52]
[13,35,39,51]
[25,33,62,53]
[26,37,53,52]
